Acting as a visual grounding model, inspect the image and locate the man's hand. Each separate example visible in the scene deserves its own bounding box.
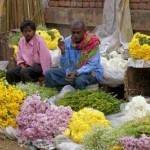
[58,38,65,54]
[65,72,77,82]
[20,63,27,69]
[67,72,77,79]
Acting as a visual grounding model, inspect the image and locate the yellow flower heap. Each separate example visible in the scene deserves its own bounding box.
[65,107,110,143]
[129,32,150,60]
[11,45,18,58]
[36,30,52,49]
[36,28,61,50]
[0,80,26,128]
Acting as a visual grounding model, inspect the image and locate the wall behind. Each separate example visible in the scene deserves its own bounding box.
[44,0,150,37]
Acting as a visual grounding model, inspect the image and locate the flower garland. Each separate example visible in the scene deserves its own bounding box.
[16,95,72,144]
[65,107,110,143]
[129,32,150,60]
[0,80,26,128]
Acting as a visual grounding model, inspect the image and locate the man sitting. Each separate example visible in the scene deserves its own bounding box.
[45,19,103,90]
[6,20,51,84]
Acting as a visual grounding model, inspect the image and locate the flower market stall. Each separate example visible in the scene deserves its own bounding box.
[125,33,150,99]
[0,0,150,149]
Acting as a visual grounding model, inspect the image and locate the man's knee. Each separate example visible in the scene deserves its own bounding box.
[45,69,56,79]
[75,76,85,84]
[75,76,87,88]
[20,68,29,75]
[45,69,53,86]
[6,68,16,78]
[45,69,52,76]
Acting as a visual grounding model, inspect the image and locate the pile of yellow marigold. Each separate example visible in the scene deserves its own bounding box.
[0,80,26,128]
[65,107,110,143]
[36,28,61,50]
[129,32,150,60]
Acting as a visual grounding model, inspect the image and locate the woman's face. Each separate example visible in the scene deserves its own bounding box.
[71,24,85,43]
[22,26,35,42]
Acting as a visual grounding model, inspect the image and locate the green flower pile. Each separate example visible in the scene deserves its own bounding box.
[56,90,123,115]
[16,82,58,100]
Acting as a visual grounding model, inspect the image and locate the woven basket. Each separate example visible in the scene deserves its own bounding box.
[124,67,150,100]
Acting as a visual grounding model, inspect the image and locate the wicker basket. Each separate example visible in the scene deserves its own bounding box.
[124,67,150,100]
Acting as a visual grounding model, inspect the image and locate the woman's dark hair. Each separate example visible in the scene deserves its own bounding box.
[20,20,36,32]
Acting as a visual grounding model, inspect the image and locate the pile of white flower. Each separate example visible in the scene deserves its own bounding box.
[125,96,150,120]
[107,96,150,128]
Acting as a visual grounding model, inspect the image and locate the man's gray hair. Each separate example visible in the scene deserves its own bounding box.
[71,19,85,29]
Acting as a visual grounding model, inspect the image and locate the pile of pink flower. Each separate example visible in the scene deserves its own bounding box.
[120,134,150,150]
[16,95,72,144]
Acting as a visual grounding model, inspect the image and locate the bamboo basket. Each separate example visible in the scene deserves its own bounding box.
[124,67,150,100]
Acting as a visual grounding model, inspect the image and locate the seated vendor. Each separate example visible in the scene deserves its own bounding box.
[45,19,103,90]
[6,20,51,84]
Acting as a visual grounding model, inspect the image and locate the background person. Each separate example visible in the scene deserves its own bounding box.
[45,19,103,90]
[6,20,51,84]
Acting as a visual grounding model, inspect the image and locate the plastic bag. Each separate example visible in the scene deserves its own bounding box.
[94,0,133,55]
[100,67,125,87]
[49,47,61,68]
[47,85,76,105]
[0,126,18,140]
[0,61,9,70]
[106,103,129,128]
[21,140,55,150]
[57,142,84,150]
[54,135,84,150]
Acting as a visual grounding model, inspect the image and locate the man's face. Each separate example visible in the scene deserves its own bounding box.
[71,25,85,43]
[22,26,35,42]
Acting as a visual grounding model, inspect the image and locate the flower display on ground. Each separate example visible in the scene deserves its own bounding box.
[129,32,150,60]
[16,95,72,144]
[0,80,26,128]
[65,107,110,143]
